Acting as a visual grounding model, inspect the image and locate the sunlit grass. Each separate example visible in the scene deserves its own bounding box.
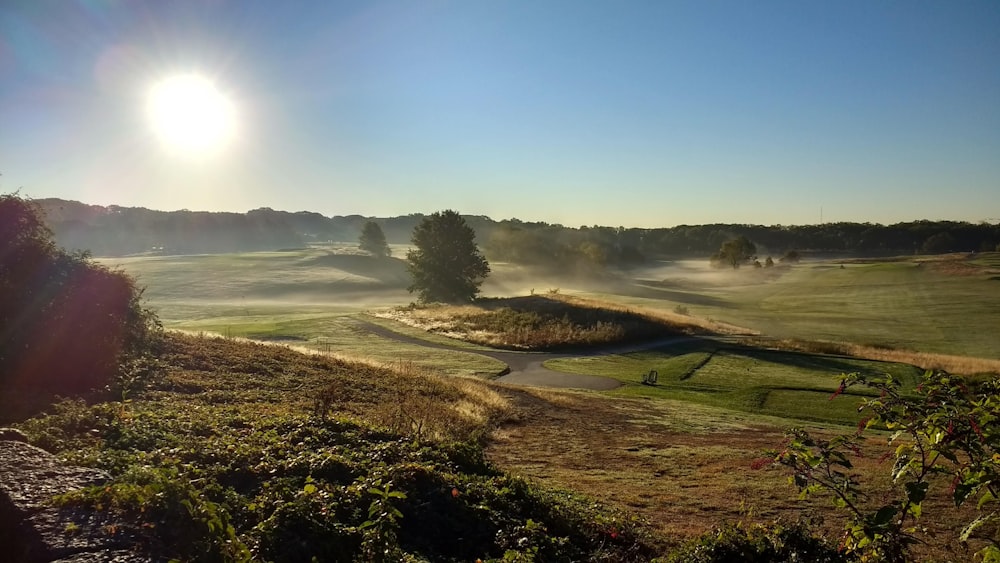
[583,256,1000,360]
[543,340,923,425]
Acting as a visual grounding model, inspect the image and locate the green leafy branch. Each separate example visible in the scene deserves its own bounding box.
[767,371,1000,562]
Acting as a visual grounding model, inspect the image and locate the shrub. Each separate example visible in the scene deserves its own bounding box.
[0,194,161,422]
[666,520,847,563]
[768,371,1000,562]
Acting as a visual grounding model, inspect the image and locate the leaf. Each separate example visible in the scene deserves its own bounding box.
[871,505,898,526]
[954,481,977,507]
[980,546,1000,563]
[979,490,997,510]
[959,511,998,542]
[303,483,317,495]
[905,481,928,506]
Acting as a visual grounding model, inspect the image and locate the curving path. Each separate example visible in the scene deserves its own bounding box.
[352,319,696,391]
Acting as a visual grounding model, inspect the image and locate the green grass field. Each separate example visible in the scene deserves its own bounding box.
[591,256,1000,359]
[102,248,996,425]
[99,247,506,376]
[545,339,924,424]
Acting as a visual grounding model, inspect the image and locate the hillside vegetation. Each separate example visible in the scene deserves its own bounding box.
[16,333,664,562]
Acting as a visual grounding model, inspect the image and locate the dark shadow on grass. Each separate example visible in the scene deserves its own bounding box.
[630,280,732,307]
[645,339,923,387]
[297,253,410,285]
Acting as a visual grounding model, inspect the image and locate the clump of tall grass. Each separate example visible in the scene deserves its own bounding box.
[386,294,752,351]
[391,296,696,350]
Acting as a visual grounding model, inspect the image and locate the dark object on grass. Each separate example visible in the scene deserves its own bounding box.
[642,369,659,385]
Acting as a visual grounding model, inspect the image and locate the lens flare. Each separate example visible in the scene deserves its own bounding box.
[147,74,236,155]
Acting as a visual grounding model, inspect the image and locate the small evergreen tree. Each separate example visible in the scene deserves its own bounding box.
[406,210,490,303]
[359,220,391,258]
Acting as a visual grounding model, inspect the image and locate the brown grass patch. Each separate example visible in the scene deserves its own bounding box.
[161,333,515,443]
[486,386,977,559]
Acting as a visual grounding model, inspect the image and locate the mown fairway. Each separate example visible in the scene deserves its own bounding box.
[98,246,506,376]
[544,340,924,425]
[105,250,1000,386]
[599,254,1000,360]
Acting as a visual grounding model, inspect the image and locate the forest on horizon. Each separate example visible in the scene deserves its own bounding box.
[32,197,1000,264]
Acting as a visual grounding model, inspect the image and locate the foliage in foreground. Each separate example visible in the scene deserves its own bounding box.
[767,371,1000,562]
[666,520,848,563]
[16,334,658,562]
[0,193,161,422]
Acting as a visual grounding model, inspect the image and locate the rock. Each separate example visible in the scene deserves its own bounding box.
[0,427,30,443]
[0,441,157,563]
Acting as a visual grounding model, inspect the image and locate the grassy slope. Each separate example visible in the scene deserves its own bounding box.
[590,258,1000,359]
[100,249,506,376]
[17,333,658,562]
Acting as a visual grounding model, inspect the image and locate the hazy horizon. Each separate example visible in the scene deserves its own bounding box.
[29,193,1000,229]
[3,1,998,228]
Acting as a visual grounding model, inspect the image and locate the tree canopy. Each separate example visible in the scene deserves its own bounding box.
[358,220,390,258]
[406,210,490,303]
[711,236,757,269]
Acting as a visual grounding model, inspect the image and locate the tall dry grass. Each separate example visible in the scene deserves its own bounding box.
[381,294,753,351]
[166,331,515,443]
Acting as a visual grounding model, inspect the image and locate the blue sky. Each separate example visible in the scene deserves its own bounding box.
[2,1,998,228]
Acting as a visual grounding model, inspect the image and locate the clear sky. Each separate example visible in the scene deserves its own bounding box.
[3,1,998,228]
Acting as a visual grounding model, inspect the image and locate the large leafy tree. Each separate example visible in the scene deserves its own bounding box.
[358,220,390,258]
[406,210,490,303]
[711,236,757,269]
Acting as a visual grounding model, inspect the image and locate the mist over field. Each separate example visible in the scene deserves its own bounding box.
[8,191,1000,562]
[6,1,1000,559]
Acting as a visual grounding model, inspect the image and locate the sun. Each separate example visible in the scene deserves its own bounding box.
[147,74,236,155]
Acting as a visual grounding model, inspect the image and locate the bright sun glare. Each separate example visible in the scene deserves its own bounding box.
[147,74,236,155]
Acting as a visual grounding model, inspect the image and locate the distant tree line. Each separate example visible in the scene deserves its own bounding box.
[35,198,1000,261]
